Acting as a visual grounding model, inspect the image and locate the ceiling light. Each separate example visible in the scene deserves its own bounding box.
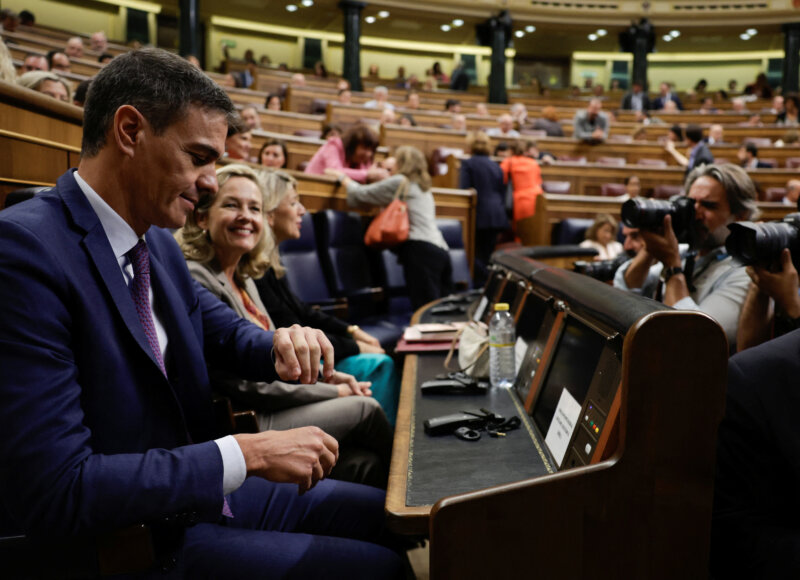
[300,0,313,6]
[365,15,376,23]
[662,34,672,42]
[525,25,536,33]
[740,33,751,40]
[441,24,451,32]
[746,28,757,35]
[286,4,298,11]
[596,29,607,37]
[669,30,680,38]
[515,30,525,38]
[378,10,390,18]
[453,19,464,27]
[588,33,598,41]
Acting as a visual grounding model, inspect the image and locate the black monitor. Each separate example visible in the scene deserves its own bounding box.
[512,292,552,405]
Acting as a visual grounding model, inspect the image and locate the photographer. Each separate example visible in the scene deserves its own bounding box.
[614,164,758,347]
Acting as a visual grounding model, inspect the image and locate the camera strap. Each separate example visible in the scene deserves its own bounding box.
[683,250,698,292]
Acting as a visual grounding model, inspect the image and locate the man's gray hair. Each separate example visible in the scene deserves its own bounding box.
[685,163,758,220]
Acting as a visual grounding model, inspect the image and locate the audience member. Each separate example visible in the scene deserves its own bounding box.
[532,106,565,137]
[364,86,394,110]
[625,175,642,198]
[431,61,449,84]
[21,54,48,72]
[305,123,386,183]
[475,102,490,117]
[259,138,288,169]
[448,114,467,132]
[72,78,91,107]
[224,118,253,162]
[336,78,350,91]
[17,70,71,102]
[667,124,684,143]
[777,95,799,126]
[661,100,679,113]
[313,61,328,78]
[379,107,396,125]
[321,123,342,140]
[698,97,719,114]
[737,142,773,169]
[614,163,757,347]
[459,132,510,286]
[65,36,84,59]
[0,48,404,579]
[47,49,71,73]
[290,72,306,86]
[176,164,391,487]
[90,31,108,52]
[265,93,282,111]
[573,98,609,143]
[337,88,352,105]
[769,95,785,115]
[621,81,650,111]
[404,91,420,110]
[0,8,19,32]
[524,140,555,165]
[399,113,416,127]
[19,9,35,26]
[367,64,380,78]
[728,79,739,92]
[487,113,520,138]
[392,66,406,87]
[501,140,544,226]
[444,98,461,113]
[240,105,262,131]
[343,146,453,310]
[784,178,800,206]
[580,214,624,260]
[744,72,773,99]
[652,81,683,110]
[705,123,725,145]
[731,97,749,114]
[510,103,529,127]
[98,53,114,64]
[494,141,512,158]
[450,61,469,91]
[665,124,714,176]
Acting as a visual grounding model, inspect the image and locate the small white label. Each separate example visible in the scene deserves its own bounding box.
[514,337,527,375]
[473,296,488,322]
[545,388,582,467]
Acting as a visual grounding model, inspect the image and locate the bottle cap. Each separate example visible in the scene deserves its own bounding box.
[494,302,509,311]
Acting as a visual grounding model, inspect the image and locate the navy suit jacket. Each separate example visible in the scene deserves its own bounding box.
[652,93,683,111]
[0,170,277,539]
[458,155,509,231]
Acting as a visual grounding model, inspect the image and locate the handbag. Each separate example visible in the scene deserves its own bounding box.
[363,178,410,249]
[444,321,490,379]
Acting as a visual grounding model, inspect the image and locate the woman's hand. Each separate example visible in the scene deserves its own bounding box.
[357,340,385,354]
[329,371,372,397]
[353,327,381,348]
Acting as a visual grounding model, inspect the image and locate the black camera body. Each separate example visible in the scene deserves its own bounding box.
[726,213,800,271]
[573,253,629,282]
[621,196,696,242]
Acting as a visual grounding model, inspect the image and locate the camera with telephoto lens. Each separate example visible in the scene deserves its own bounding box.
[725,213,800,271]
[573,253,629,282]
[621,196,696,242]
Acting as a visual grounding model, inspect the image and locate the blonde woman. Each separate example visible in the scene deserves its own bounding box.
[580,213,624,261]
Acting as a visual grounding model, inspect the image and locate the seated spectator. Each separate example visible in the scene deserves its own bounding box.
[1,9,19,32]
[665,124,713,176]
[580,214,624,260]
[614,163,757,347]
[777,95,799,126]
[450,61,469,91]
[667,124,684,143]
[224,118,253,162]
[694,78,708,93]
[769,95,785,115]
[698,96,719,114]
[65,37,84,59]
[487,113,520,139]
[661,100,679,113]
[98,53,114,64]
[524,140,555,165]
[731,97,749,114]
[265,93,282,111]
[72,79,91,107]
[621,81,650,111]
[501,139,544,226]
[705,123,725,145]
[17,71,71,102]
[379,107,396,125]
[475,102,490,117]
[532,106,565,137]
[573,98,609,143]
[321,122,342,140]
[404,90,420,110]
[176,164,392,487]
[364,86,394,110]
[304,123,387,183]
[784,179,800,206]
[367,64,380,78]
[290,72,306,86]
[652,81,683,110]
[737,143,773,169]
[431,61,449,84]
[448,114,467,132]
[494,141,512,158]
[21,54,48,73]
[392,66,406,87]
[259,138,288,169]
[342,146,453,310]
[313,61,327,78]
[510,103,529,127]
[240,105,262,131]
[18,9,34,25]
[46,49,70,73]
[90,31,108,53]
[625,175,642,198]
[337,88,352,105]
[254,170,401,423]
[336,78,350,91]
[444,98,461,114]
[398,113,416,127]
[460,131,509,286]
[744,72,773,99]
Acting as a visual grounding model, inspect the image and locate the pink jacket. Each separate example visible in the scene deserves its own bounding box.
[303,136,370,183]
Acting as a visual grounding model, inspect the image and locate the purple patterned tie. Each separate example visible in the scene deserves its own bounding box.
[127,240,167,376]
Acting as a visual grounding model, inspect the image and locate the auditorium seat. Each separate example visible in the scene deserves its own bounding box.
[293,129,322,139]
[607,134,633,143]
[436,218,472,290]
[377,250,413,325]
[557,155,587,164]
[310,99,328,114]
[278,213,341,306]
[762,187,786,202]
[596,156,626,167]
[636,158,668,167]
[430,147,464,177]
[744,137,772,148]
[599,183,627,197]
[552,218,594,245]
[653,184,683,199]
[542,180,572,194]
[3,186,49,209]
[759,158,778,168]
[785,157,800,169]
[520,129,547,138]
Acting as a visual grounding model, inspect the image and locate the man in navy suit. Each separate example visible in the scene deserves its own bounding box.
[0,49,403,578]
[652,81,683,111]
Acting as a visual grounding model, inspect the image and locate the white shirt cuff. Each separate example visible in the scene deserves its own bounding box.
[214,435,247,495]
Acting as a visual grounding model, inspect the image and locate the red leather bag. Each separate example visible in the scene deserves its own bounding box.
[363,178,410,249]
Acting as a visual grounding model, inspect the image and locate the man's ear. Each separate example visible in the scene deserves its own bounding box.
[113,105,145,158]
[195,211,209,231]
[265,210,275,228]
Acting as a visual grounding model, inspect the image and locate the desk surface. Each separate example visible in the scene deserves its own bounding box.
[386,311,554,535]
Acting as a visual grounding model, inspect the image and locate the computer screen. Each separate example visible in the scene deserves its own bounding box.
[512,294,550,404]
[532,315,608,440]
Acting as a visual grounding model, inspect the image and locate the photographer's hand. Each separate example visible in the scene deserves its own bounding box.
[641,215,689,307]
[749,249,800,318]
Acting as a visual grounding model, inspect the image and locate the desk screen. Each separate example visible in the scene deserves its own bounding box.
[532,316,607,437]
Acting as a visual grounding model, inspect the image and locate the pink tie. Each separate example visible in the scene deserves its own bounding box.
[127,240,167,376]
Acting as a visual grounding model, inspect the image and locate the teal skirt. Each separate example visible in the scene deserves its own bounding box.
[335,354,399,425]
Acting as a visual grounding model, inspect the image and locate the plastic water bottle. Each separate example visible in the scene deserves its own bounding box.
[489,303,516,388]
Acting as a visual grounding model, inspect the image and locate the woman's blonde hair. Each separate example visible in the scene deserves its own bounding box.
[261,169,299,278]
[585,213,618,243]
[467,131,490,156]
[394,145,431,190]
[0,39,16,83]
[176,163,271,281]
